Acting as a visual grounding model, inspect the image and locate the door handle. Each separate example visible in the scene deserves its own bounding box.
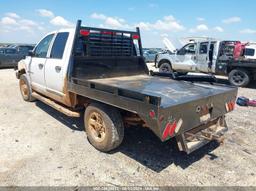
[38,63,43,69]
[55,66,62,73]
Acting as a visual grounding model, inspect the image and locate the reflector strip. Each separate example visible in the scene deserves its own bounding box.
[168,121,177,137]
[162,120,177,140]
[226,100,235,112]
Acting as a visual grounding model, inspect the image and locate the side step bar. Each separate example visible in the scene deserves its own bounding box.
[32,92,80,118]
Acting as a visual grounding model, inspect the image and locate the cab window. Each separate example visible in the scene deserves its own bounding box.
[50,32,69,59]
[245,48,255,56]
[199,42,208,54]
[34,34,54,58]
[177,43,196,55]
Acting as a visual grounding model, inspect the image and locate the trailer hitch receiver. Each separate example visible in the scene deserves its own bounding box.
[176,116,227,154]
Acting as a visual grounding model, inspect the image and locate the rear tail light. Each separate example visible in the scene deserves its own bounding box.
[80,30,90,36]
[149,110,155,119]
[132,34,140,40]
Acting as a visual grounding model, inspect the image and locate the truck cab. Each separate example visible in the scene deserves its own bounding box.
[22,29,75,106]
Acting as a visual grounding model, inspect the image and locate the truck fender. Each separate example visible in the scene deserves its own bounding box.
[16,57,31,79]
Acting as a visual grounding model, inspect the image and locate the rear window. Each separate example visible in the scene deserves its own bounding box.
[245,48,255,56]
[50,32,69,59]
[79,31,138,57]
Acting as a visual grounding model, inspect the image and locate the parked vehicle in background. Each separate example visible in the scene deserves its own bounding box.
[15,45,35,55]
[143,48,162,62]
[0,48,24,68]
[16,20,237,154]
[155,38,256,87]
[0,45,34,68]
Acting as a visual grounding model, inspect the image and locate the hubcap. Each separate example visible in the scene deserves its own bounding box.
[20,79,29,98]
[232,72,245,84]
[88,112,106,142]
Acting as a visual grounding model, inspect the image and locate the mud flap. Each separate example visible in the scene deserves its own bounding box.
[176,116,228,154]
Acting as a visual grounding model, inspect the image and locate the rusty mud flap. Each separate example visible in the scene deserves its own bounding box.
[176,116,227,154]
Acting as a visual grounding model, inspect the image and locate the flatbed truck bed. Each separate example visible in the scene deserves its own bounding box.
[69,73,237,153]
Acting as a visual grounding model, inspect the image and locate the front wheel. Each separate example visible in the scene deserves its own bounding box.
[19,74,36,102]
[228,69,250,87]
[84,103,124,152]
[159,62,173,73]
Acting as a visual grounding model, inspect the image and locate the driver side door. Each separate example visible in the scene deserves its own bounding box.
[196,42,210,72]
[173,43,197,71]
[29,33,54,93]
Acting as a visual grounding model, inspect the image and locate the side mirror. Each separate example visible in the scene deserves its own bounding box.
[177,50,183,55]
[28,50,34,57]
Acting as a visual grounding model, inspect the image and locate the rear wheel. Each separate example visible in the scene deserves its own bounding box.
[228,69,250,87]
[159,62,173,73]
[84,103,124,152]
[19,74,36,102]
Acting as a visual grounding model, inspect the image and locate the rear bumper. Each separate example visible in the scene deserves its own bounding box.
[138,83,237,153]
[176,116,227,154]
[156,85,237,141]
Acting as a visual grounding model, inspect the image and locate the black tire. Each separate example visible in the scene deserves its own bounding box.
[84,103,124,152]
[19,74,36,102]
[228,69,250,87]
[159,61,173,73]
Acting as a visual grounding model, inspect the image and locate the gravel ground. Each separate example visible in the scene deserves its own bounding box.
[0,68,255,186]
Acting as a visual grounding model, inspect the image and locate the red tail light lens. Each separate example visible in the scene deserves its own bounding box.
[149,110,155,119]
[132,34,140,40]
[80,30,90,36]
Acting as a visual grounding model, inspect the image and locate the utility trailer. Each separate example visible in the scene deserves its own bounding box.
[16,20,238,154]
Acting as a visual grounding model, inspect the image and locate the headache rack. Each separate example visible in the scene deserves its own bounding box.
[68,20,148,84]
[72,20,143,57]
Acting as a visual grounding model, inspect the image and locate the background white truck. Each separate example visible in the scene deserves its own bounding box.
[155,39,256,87]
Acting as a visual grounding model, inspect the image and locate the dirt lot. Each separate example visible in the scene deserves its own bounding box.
[0,68,256,186]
